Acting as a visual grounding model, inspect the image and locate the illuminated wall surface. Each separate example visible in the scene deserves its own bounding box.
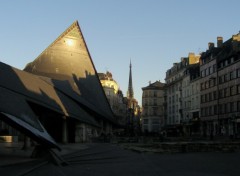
[0,21,114,149]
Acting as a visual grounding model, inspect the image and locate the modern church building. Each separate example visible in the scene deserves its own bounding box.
[0,21,116,149]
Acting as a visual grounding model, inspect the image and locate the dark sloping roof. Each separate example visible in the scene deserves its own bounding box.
[216,38,240,62]
[200,47,221,59]
[0,62,98,126]
[0,87,59,149]
[200,36,240,62]
[24,21,115,123]
[39,77,108,120]
[142,81,165,90]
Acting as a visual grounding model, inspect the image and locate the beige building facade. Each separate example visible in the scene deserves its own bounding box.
[142,81,165,133]
[165,53,200,125]
[98,71,127,127]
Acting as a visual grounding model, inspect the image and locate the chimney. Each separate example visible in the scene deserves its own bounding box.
[232,33,240,51]
[217,37,223,47]
[208,42,214,50]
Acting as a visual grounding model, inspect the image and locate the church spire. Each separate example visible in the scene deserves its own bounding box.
[127,59,134,99]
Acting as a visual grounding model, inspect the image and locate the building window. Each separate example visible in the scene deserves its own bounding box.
[228,103,232,113]
[213,64,217,73]
[238,101,240,111]
[201,95,205,103]
[143,119,148,124]
[209,66,213,74]
[153,107,158,115]
[219,89,224,98]
[224,74,229,82]
[205,81,209,89]
[209,106,212,115]
[206,107,209,116]
[202,59,206,64]
[154,99,157,106]
[219,76,223,84]
[209,92,213,101]
[201,108,205,117]
[219,104,223,114]
[196,83,199,92]
[154,91,157,97]
[220,62,223,68]
[150,91,154,97]
[206,68,209,76]
[144,107,148,115]
[214,105,218,115]
[225,60,228,67]
[237,69,240,78]
[225,103,229,113]
[230,102,235,112]
[230,86,236,96]
[224,88,228,97]
[213,91,217,100]
[201,83,205,90]
[205,94,209,102]
[232,70,237,79]
[238,85,240,94]
[152,119,159,124]
[230,71,234,80]
[209,79,214,87]
[144,100,148,106]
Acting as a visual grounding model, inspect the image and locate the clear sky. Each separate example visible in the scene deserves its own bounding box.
[0,0,240,105]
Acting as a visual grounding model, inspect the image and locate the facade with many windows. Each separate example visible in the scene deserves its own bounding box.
[182,63,201,136]
[200,34,240,138]
[165,53,200,129]
[142,81,165,133]
[165,61,186,126]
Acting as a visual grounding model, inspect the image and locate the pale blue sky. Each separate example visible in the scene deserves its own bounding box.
[0,0,239,104]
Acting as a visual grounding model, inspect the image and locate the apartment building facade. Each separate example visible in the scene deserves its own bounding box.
[182,64,201,136]
[142,81,165,133]
[165,54,200,122]
[200,34,240,138]
[165,60,186,126]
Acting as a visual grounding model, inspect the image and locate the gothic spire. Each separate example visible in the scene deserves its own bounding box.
[127,60,134,99]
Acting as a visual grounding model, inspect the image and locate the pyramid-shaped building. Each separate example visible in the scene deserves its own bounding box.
[0,21,115,149]
[24,21,114,122]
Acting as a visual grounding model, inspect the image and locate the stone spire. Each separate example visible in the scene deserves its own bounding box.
[127,60,134,99]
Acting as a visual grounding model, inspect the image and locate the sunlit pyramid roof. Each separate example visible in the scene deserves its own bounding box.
[24,21,115,122]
